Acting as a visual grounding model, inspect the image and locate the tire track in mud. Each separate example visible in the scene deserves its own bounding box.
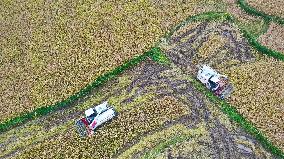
[157,18,276,158]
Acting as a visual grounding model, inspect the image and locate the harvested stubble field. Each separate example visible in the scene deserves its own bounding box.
[246,0,284,19]
[0,0,227,122]
[161,18,284,151]
[258,22,284,53]
[1,60,272,159]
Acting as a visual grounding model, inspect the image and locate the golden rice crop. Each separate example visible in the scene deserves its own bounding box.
[220,56,284,150]
[0,0,225,122]
[118,123,206,159]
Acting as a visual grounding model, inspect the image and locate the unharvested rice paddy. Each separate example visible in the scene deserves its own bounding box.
[223,56,284,150]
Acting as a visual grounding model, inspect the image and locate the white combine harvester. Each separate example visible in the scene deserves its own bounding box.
[197,65,233,99]
[75,101,117,137]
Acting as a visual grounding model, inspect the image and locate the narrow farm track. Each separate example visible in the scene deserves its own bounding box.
[1,59,274,158]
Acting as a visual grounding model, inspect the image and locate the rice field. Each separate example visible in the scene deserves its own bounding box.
[0,0,228,122]
[161,18,284,151]
[1,60,273,158]
[1,0,284,158]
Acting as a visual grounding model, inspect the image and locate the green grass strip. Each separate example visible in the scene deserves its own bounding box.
[260,19,271,36]
[0,47,161,133]
[149,48,171,65]
[236,1,284,60]
[240,29,284,61]
[237,0,284,25]
[227,14,284,60]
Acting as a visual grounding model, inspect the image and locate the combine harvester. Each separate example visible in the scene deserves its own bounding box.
[75,101,117,137]
[197,65,233,99]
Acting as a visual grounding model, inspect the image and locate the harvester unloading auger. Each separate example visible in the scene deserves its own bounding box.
[197,65,233,99]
